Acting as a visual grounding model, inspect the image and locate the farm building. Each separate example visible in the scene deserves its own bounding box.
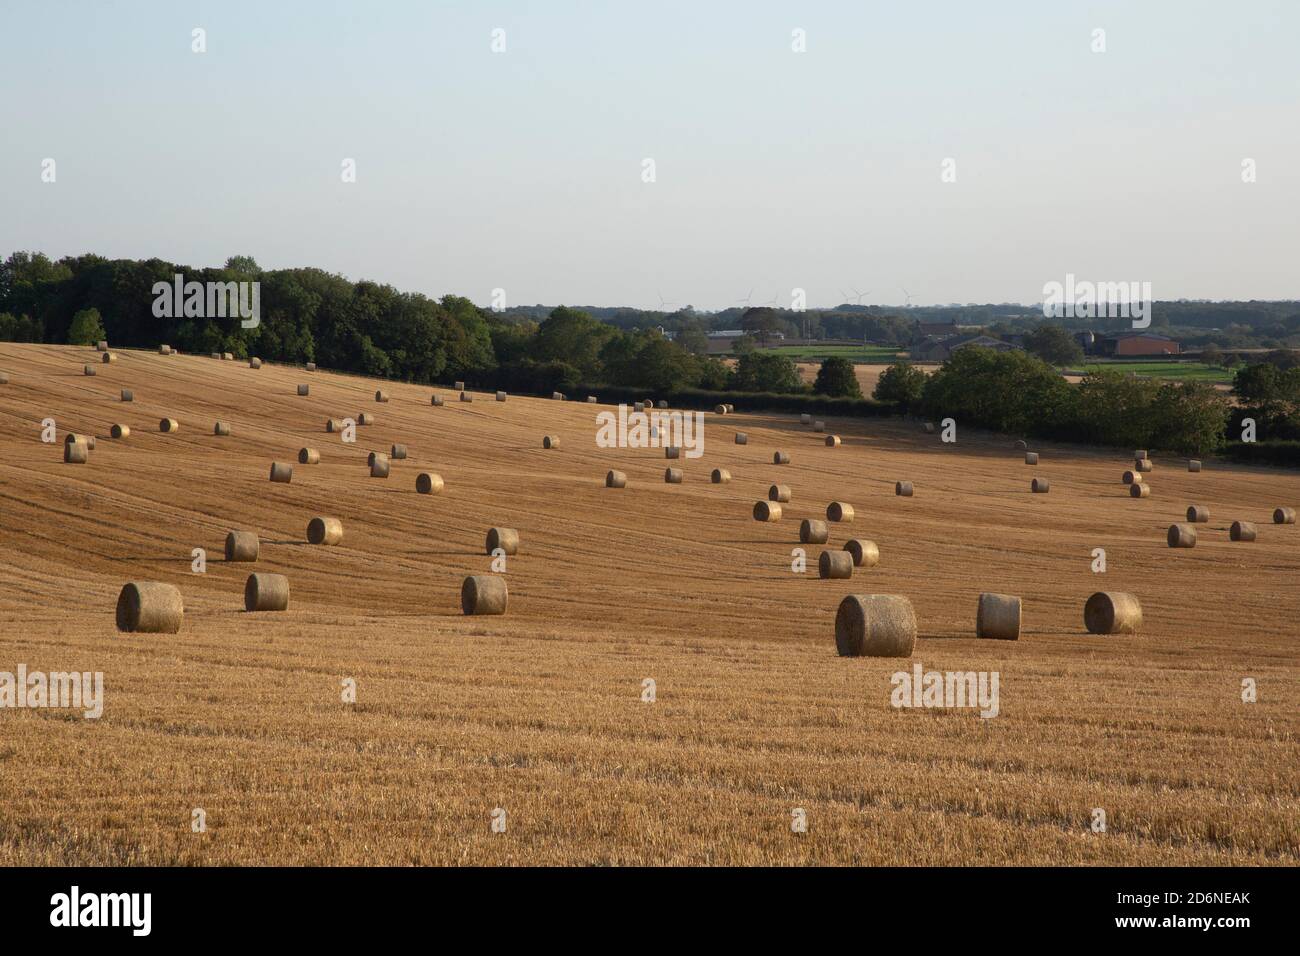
[1096,332,1181,357]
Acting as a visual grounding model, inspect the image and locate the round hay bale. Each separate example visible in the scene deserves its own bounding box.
[83,365,96,376]
[307,516,343,545]
[643,400,655,411]
[306,362,316,372]
[454,380,465,391]
[213,421,231,436]
[819,550,853,579]
[1135,458,1153,472]
[895,481,914,497]
[1084,591,1142,634]
[825,435,841,447]
[814,421,825,433]
[1129,483,1150,498]
[1167,523,1197,548]
[1272,507,1296,525]
[224,530,259,562]
[1135,450,1148,460]
[462,575,507,615]
[665,446,681,459]
[460,391,473,402]
[1186,504,1209,522]
[64,440,88,463]
[115,582,183,633]
[297,384,309,396]
[724,404,735,414]
[120,389,133,402]
[1122,470,1142,485]
[211,352,222,359]
[1031,477,1050,493]
[357,412,374,426]
[0,373,8,384]
[1188,459,1202,472]
[326,418,344,432]
[800,518,829,544]
[159,344,171,355]
[244,572,289,612]
[543,435,560,449]
[110,424,129,439]
[370,455,390,478]
[390,443,408,460]
[249,357,262,369]
[923,422,935,434]
[485,527,519,555]
[298,447,320,465]
[800,414,812,425]
[976,593,1021,640]
[269,462,293,483]
[586,396,598,403]
[769,484,791,502]
[415,472,444,494]
[375,390,389,402]
[827,501,854,522]
[1024,452,1039,465]
[735,433,748,445]
[773,451,790,465]
[606,470,627,488]
[664,467,683,484]
[102,352,116,364]
[753,500,781,522]
[222,352,233,361]
[496,391,507,402]
[1230,520,1257,542]
[96,340,109,351]
[1014,439,1027,451]
[711,468,730,484]
[160,418,179,433]
[430,394,444,406]
[657,400,668,409]
[714,404,727,415]
[844,539,879,568]
[835,594,916,657]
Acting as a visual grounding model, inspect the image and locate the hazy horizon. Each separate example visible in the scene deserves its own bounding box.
[3,0,1297,311]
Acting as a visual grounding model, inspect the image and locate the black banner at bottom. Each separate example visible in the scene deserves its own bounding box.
[0,866,1278,942]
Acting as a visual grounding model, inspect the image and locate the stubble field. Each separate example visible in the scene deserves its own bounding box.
[0,343,1295,865]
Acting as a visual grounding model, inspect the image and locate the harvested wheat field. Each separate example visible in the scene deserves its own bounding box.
[0,342,1296,866]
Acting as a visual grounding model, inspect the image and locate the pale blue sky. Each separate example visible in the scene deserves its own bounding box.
[2,0,1296,310]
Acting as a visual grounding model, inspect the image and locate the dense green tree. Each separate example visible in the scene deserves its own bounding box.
[812,356,863,398]
[734,352,802,393]
[873,361,927,409]
[66,308,106,345]
[921,347,1074,437]
[1023,325,1084,366]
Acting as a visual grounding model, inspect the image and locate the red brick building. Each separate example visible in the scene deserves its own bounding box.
[1101,332,1180,357]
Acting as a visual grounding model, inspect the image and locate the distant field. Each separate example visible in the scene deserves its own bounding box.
[1078,361,1234,385]
[761,344,906,363]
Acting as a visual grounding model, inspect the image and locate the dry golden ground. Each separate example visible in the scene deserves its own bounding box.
[0,342,1295,866]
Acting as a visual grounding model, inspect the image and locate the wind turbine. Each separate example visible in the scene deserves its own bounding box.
[656,292,676,312]
[900,285,917,308]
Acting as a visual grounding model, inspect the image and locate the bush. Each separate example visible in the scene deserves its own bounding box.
[1223,440,1300,467]
[579,383,897,419]
[812,357,862,398]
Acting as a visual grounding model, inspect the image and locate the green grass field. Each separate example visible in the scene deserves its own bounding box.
[762,344,906,363]
[1076,361,1234,384]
